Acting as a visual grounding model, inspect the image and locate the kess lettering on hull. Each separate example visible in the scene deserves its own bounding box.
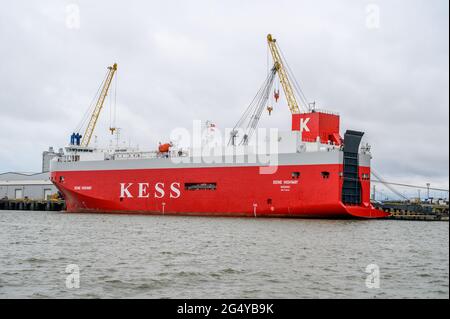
[119,182,181,199]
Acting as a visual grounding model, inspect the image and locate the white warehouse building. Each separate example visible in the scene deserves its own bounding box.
[0,172,57,200]
[0,147,62,200]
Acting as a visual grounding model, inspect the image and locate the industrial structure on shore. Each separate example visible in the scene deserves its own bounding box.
[0,147,62,200]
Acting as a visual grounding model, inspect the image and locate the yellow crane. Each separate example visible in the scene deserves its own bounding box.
[230,34,307,145]
[79,63,117,147]
[266,34,300,114]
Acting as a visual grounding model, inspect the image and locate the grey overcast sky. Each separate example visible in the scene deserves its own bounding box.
[0,0,448,192]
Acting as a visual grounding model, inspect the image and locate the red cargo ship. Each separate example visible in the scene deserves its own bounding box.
[50,34,388,219]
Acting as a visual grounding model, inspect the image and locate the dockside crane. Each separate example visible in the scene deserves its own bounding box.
[229,34,308,145]
[266,34,300,115]
[71,63,118,147]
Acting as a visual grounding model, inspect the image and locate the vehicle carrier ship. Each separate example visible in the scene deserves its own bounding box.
[50,34,388,219]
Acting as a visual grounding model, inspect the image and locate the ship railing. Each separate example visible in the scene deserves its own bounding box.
[112,150,189,160]
[112,151,158,160]
[301,137,320,143]
[300,108,340,116]
[300,137,343,147]
[56,150,190,162]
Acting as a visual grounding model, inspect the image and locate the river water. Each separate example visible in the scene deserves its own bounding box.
[0,210,448,299]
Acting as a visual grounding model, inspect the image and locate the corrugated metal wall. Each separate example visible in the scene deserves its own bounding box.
[0,172,58,200]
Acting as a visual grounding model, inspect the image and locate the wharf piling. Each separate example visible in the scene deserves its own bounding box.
[0,199,65,211]
[373,202,449,221]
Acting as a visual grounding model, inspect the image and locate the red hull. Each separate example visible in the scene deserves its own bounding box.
[51,163,388,219]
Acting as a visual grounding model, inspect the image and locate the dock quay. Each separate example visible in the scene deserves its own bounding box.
[0,198,448,220]
[373,202,449,221]
[0,199,65,211]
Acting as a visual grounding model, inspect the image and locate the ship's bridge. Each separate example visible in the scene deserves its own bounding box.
[291,110,343,146]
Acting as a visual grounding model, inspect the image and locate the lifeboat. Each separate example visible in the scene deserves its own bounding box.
[158,142,172,153]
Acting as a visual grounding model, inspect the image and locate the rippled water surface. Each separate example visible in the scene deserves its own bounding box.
[0,210,448,298]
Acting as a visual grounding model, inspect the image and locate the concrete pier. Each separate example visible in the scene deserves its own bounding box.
[388,212,449,221]
[373,202,449,221]
[0,199,65,211]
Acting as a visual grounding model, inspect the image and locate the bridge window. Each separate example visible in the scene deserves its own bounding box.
[184,183,217,191]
